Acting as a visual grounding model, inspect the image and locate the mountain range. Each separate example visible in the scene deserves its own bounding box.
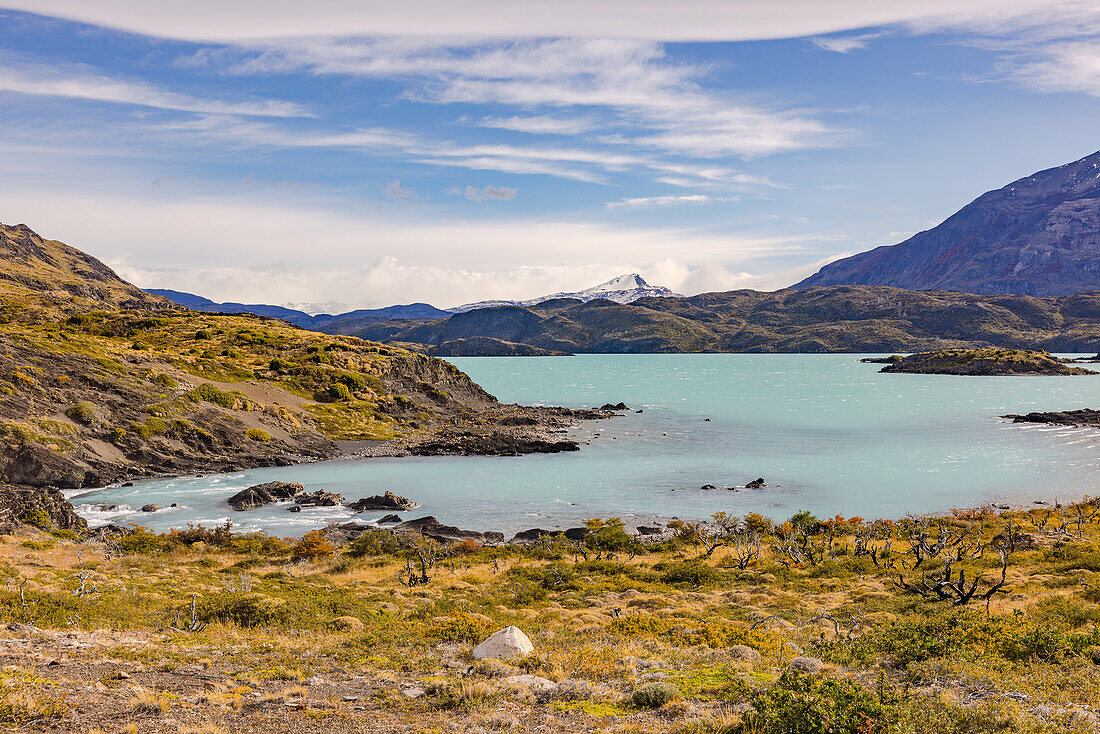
[148,273,680,326]
[795,150,1100,296]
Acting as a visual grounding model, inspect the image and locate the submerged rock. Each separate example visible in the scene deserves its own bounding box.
[473,626,534,659]
[226,481,304,511]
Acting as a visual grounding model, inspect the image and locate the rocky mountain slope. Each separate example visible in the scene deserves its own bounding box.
[0,222,602,502]
[795,150,1100,296]
[345,285,1100,354]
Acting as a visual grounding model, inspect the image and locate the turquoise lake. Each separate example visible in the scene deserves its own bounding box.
[69,354,1100,536]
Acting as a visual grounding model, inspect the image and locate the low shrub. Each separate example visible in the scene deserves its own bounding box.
[632,682,681,708]
[245,428,271,443]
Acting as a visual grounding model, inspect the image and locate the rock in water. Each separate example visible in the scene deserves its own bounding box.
[295,490,344,507]
[226,481,304,511]
[347,491,420,511]
[140,504,160,513]
[473,626,534,659]
[745,478,767,489]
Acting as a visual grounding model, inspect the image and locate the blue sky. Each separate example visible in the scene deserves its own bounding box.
[0,1,1098,310]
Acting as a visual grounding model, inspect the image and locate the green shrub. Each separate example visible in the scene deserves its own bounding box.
[631,682,681,708]
[269,358,293,371]
[134,417,169,439]
[64,402,96,425]
[661,561,721,587]
[336,373,366,391]
[194,330,212,340]
[198,593,285,627]
[245,428,271,443]
[741,672,897,734]
[345,530,408,557]
[110,427,127,442]
[327,383,352,401]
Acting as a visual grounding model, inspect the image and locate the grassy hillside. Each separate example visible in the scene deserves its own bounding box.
[344,286,1100,354]
[2,501,1099,732]
[0,222,588,491]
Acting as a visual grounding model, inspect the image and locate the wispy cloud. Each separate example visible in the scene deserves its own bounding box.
[812,32,886,54]
[605,194,716,209]
[0,62,310,117]
[448,184,517,202]
[385,180,419,201]
[182,37,839,161]
[476,114,598,135]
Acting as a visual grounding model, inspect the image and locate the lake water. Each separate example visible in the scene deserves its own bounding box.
[69,354,1100,537]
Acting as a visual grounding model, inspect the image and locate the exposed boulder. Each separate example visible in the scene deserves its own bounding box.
[473,626,534,659]
[745,478,767,489]
[599,402,629,411]
[295,490,344,507]
[347,491,420,512]
[140,504,160,513]
[377,514,402,524]
[226,481,304,511]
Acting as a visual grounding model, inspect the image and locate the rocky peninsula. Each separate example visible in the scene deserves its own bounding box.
[878,347,1097,375]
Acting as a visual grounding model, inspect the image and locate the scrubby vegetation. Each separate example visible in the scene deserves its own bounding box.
[3,500,1100,732]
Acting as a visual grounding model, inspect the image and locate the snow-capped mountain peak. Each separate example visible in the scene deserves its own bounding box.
[449,273,681,313]
[587,273,648,293]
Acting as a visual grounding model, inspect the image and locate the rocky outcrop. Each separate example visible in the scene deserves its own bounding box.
[1003,408,1100,427]
[295,490,343,507]
[1,445,92,489]
[395,516,504,544]
[0,484,86,534]
[226,481,304,511]
[880,348,1096,376]
[347,491,419,512]
[411,435,579,456]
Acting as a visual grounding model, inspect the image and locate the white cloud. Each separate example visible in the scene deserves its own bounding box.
[448,184,517,202]
[0,1,1070,42]
[0,186,820,307]
[477,114,597,135]
[0,62,310,117]
[605,194,714,209]
[997,40,1100,96]
[811,32,885,54]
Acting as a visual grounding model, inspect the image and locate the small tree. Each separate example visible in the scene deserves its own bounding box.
[292,530,334,561]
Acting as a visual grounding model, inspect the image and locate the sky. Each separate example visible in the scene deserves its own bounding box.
[1,2,1099,312]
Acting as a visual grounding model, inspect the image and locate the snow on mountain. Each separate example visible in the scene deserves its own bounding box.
[449,274,681,313]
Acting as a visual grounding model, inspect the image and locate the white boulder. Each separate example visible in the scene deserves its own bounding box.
[472,626,534,660]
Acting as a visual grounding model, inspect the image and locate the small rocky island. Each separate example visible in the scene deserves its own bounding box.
[878,348,1097,376]
[1002,408,1100,427]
